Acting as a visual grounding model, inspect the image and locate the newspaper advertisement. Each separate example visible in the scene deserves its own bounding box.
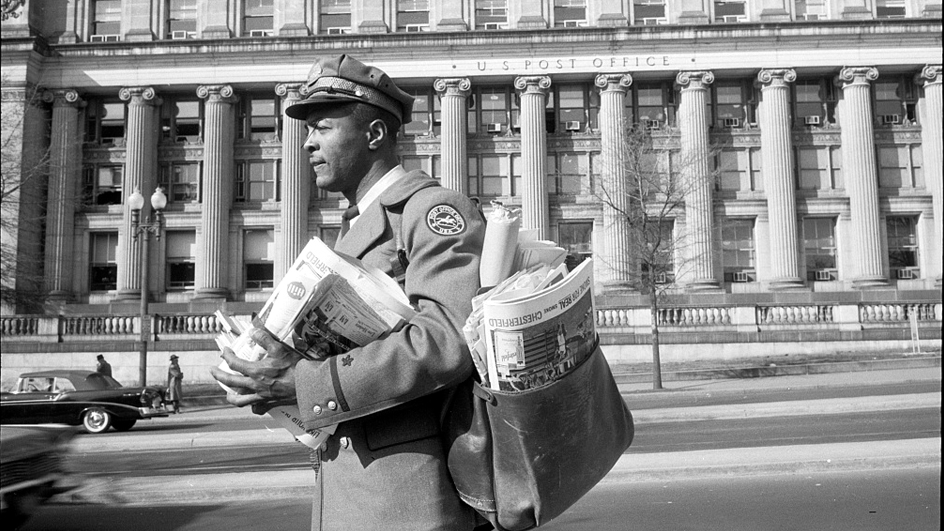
[481,259,596,392]
[215,237,416,449]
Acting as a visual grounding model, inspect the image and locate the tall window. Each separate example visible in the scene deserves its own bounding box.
[397,0,430,32]
[795,0,827,20]
[161,98,201,142]
[878,145,923,189]
[159,162,200,202]
[792,78,837,128]
[468,155,509,197]
[721,219,756,282]
[404,88,441,136]
[86,100,126,144]
[402,155,441,179]
[236,161,278,201]
[83,165,123,205]
[886,216,919,279]
[244,229,275,289]
[717,149,762,192]
[555,84,599,133]
[714,0,747,22]
[475,87,512,134]
[167,0,197,39]
[873,77,919,125]
[90,0,121,40]
[633,0,668,25]
[797,146,843,190]
[875,0,906,18]
[641,220,675,284]
[244,0,274,36]
[320,226,341,249]
[629,82,678,129]
[89,232,119,291]
[803,218,838,281]
[165,231,196,289]
[320,0,352,34]
[553,0,587,27]
[237,94,279,140]
[713,80,757,128]
[558,221,593,264]
[475,0,508,29]
[548,152,591,195]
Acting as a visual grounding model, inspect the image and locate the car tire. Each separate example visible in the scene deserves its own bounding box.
[82,408,112,434]
[111,419,137,431]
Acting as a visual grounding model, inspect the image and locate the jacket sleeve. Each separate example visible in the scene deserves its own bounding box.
[295,188,484,429]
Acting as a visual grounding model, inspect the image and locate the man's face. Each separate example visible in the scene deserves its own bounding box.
[303,105,371,198]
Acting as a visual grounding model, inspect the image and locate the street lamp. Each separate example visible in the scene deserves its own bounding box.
[127,187,167,387]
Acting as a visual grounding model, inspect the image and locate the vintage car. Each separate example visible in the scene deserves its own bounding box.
[0,370,168,434]
[0,425,78,528]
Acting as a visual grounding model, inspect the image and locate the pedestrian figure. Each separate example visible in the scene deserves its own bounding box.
[212,55,486,530]
[167,354,183,413]
[95,354,112,377]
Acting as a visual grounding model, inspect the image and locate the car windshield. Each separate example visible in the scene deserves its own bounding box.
[83,373,123,390]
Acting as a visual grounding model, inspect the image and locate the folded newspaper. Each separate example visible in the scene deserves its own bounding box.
[465,258,596,392]
[215,237,416,449]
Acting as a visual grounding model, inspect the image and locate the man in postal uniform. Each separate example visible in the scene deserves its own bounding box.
[211,55,486,531]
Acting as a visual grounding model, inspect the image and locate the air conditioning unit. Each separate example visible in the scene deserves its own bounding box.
[170,30,191,40]
[800,13,822,20]
[326,27,350,35]
[563,20,586,28]
[485,123,503,133]
[483,22,507,30]
[643,119,662,130]
[733,271,750,283]
[882,114,901,125]
[90,34,120,42]
[896,268,915,280]
[722,15,747,22]
[804,115,822,126]
[722,118,741,128]
[654,272,669,285]
[564,121,582,131]
[642,17,668,25]
[248,29,273,37]
[814,270,834,281]
[405,24,430,32]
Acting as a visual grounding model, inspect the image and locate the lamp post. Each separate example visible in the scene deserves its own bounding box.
[127,187,167,387]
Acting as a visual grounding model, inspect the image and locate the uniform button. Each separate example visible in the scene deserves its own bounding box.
[319,442,328,452]
[313,405,323,415]
[327,400,338,411]
[340,437,350,449]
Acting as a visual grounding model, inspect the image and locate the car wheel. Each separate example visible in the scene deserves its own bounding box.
[82,408,112,434]
[111,419,137,432]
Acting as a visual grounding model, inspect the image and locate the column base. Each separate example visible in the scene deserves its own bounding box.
[601,280,638,296]
[852,276,890,290]
[193,288,229,301]
[45,291,73,305]
[114,289,142,302]
[768,277,809,291]
[685,279,722,292]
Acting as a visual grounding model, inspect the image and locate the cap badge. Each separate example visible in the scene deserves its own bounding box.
[426,205,466,236]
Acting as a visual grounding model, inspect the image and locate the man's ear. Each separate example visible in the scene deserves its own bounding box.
[366,119,388,151]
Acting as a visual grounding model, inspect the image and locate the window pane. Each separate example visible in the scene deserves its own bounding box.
[804,218,837,280]
[558,221,593,262]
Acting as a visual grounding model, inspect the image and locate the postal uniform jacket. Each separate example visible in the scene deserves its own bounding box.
[294,170,485,531]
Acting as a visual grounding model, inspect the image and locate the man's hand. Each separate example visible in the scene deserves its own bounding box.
[210,326,303,411]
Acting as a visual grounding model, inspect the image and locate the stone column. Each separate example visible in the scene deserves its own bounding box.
[275,82,310,280]
[434,77,471,194]
[676,71,719,291]
[757,68,805,290]
[514,76,552,240]
[836,67,886,288]
[195,85,237,299]
[594,72,634,288]
[116,87,160,300]
[917,65,943,285]
[42,89,84,302]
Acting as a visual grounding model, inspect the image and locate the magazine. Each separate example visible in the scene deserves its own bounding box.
[215,237,417,449]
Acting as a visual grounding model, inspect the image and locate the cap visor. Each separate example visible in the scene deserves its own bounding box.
[284,93,364,120]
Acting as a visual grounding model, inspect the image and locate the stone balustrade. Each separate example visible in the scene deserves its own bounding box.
[858,303,940,324]
[757,305,835,325]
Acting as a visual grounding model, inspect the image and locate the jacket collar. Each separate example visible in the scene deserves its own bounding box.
[334,170,439,259]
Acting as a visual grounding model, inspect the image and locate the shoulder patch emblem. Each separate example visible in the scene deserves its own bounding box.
[426,204,466,236]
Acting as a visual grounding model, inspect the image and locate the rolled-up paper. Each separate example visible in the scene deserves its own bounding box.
[480,202,521,288]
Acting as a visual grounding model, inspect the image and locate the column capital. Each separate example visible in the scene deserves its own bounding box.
[916,64,942,86]
[594,73,633,93]
[119,86,159,104]
[275,82,304,100]
[433,78,472,98]
[514,75,552,96]
[197,84,237,103]
[836,66,879,87]
[756,68,797,88]
[42,89,84,107]
[675,71,715,90]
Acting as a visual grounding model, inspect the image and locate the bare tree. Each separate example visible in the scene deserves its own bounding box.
[596,125,719,389]
[1,81,51,313]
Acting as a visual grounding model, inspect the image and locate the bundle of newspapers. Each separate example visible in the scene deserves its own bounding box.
[215,237,416,449]
[465,203,596,392]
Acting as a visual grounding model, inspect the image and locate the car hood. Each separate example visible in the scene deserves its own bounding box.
[0,426,73,461]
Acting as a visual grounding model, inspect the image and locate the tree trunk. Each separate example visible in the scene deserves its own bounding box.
[649,287,663,390]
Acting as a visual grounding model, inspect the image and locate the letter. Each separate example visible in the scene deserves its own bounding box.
[611,57,617,67]
[557,59,564,69]
[539,60,549,69]
[624,57,631,67]
[503,61,510,70]
[570,59,577,68]
[636,57,640,67]
[664,56,670,66]
[525,60,532,69]
[478,61,487,71]
[647,56,656,66]
[593,58,604,68]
